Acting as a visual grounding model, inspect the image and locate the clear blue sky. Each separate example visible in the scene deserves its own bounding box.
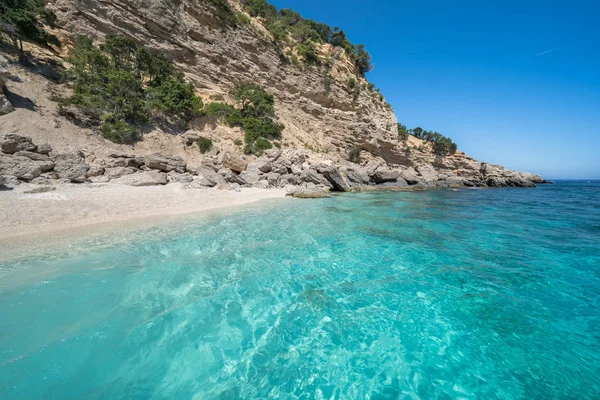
[269,0,600,179]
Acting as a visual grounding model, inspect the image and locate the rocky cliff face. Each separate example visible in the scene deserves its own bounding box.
[48,0,398,158]
[0,0,545,192]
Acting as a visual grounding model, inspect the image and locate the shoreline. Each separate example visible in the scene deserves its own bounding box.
[0,184,287,261]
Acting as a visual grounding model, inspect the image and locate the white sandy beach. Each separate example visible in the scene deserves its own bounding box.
[0,184,287,257]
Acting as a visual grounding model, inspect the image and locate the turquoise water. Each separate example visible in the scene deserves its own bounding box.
[1,181,599,399]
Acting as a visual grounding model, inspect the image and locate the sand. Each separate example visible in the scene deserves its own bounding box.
[0,183,287,258]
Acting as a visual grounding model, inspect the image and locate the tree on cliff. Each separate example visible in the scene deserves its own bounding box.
[0,0,60,62]
[60,35,203,144]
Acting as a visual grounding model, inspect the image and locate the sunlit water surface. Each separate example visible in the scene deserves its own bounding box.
[1,181,599,399]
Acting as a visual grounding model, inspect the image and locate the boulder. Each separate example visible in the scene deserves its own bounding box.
[0,155,42,181]
[377,178,409,188]
[266,172,280,187]
[285,149,306,165]
[416,164,438,184]
[14,151,49,161]
[36,143,53,155]
[0,55,13,116]
[300,169,332,188]
[255,157,273,173]
[225,171,247,185]
[144,153,186,173]
[0,94,13,116]
[113,171,168,186]
[53,152,89,183]
[104,167,138,180]
[167,171,194,184]
[239,170,262,186]
[342,166,371,185]
[86,164,105,178]
[371,167,399,184]
[106,157,143,168]
[399,167,420,185]
[221,152,247,173]
[288,185,330,199]
[197,168,225,187]
[323,167,352,192]
[0,134,37,154]
[0,175,20,187]
[282,174,302,186]
[264,148,282,161]
[187,175,214,189]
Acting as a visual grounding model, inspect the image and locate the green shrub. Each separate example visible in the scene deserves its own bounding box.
[148,74,203,119]
[0,0,61,61]
[228,82,284,155]
[206,0,237,27]
[397,123,409,141]
[196,136,213,153]
[204,102,238,119]
[234,139,243,146]
[236,12,251,26]
[99,118,140,144]
[348,77,357,90]
[61,35,203,143]
[291,54,300,67]
[297,41,321,65]
[324,74,333,94]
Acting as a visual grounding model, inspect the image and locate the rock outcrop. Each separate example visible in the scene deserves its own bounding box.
[0,133,546,192]
[0,55,14,116]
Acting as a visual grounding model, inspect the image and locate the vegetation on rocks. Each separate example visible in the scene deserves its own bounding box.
[203,83,283,155]
[59,35,203,144]
[242,0,372,76]
[0,0,60,61]
[398,122,458,156]
[196,136,213,153]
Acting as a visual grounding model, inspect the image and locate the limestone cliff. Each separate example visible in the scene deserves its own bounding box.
[48,0,398,158]
[0,0,546,191]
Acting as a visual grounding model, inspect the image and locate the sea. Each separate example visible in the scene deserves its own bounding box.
[0,181,599,399]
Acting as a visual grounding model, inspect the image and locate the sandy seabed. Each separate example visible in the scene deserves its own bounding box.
[0,183,287,259]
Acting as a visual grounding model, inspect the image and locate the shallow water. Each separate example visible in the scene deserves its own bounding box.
[1,181,599,399]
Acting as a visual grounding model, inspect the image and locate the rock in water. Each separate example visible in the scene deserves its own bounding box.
[52,152,89,183]
[323,167,352,192]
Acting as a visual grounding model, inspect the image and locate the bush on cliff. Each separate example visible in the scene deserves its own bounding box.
[0,0,61,61]
[60,35,203,144]
[399,122,458,156]
[196,136,213,153]
[242,1,372,76]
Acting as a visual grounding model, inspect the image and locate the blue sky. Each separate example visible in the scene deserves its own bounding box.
[269,0,600,179]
